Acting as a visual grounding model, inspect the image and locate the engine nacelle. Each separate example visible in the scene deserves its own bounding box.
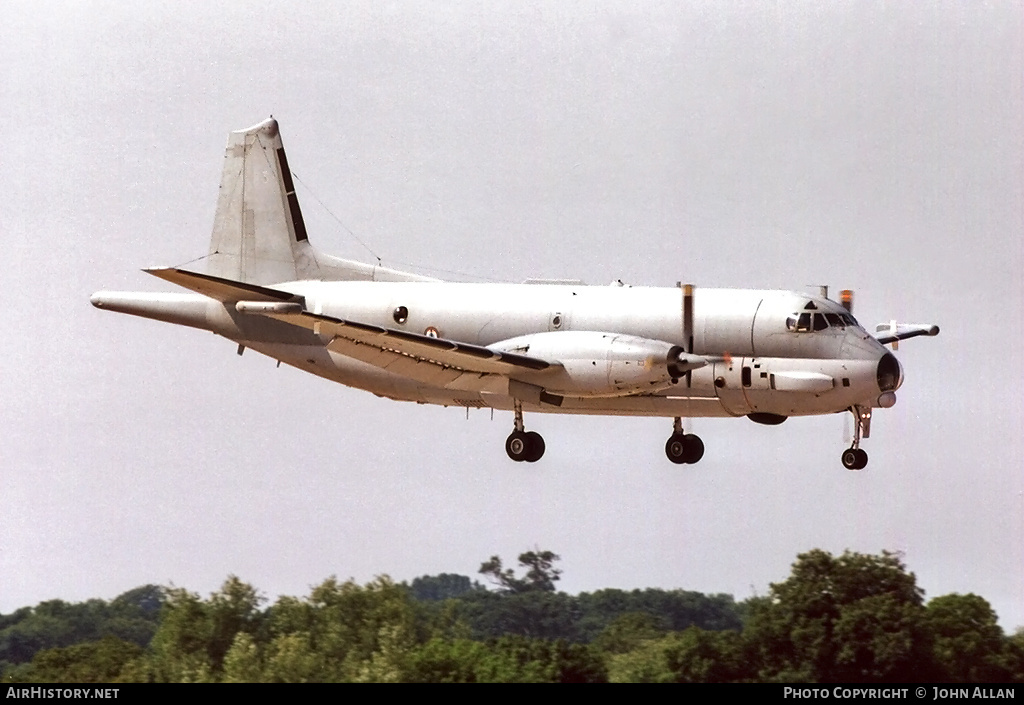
[490,331,693,398]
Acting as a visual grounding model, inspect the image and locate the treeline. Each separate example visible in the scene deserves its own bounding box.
[2,549,1022,682]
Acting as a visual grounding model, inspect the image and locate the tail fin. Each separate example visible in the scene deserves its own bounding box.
[206,118,435,285]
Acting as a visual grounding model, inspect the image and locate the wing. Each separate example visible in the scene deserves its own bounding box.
[262,309,554,382]
[145,268,557,390]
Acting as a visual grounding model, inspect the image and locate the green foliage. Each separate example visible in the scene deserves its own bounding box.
[607,636,676,683]
[592,612,665,655]
[409,574,483,602]
[1007,629,1024,682]
[452,589,580,641]
[147,576,264,682]
[259,576,417,682]
[14,636,144,683]
[606,627,751,683]
[221,632,262,683]
[479,550,562,594]
[408,637,490,682]
[575,588,742,641]
[744,549,936,682]
[663,627,751,682]
[4,548,1021,683]
[925,593,1011,681]
[0,586,163,671]
[407,635,607,682]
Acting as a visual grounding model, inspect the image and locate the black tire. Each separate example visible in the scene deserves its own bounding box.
[841,448,860,470]
[524,431,545,462]
[665,434,687,464]
[854,448,868,470]
[683,434,705,464]
[506,431,528,462]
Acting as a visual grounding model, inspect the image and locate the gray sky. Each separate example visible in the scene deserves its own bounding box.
[3,1,1022,629]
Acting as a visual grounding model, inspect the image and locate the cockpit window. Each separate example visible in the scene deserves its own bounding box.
[786,313,812,332]
[787,311,857,333]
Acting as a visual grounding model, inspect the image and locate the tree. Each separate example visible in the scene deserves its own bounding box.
[206,576,264,672]
[22,636,144,683]
[664,626,751,683]
[261,576,417,682]
[744,549,936,682]
[409,574,483,602]
[0,588,163,669]
[592,612,665,655]
[924,593,1009,681]
[479,550,561,594]
[147,576,263,681]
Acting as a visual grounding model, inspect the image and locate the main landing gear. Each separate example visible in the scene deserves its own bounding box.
[506,400,545,463]
[841,405,871,470]
[665,417,704,465]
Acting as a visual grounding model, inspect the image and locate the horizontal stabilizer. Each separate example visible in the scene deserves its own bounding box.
[145,268,303,305]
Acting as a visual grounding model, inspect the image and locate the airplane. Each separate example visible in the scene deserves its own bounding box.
[91,118,940,470]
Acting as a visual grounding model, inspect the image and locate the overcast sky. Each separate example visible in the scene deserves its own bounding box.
[3,1,1022,629]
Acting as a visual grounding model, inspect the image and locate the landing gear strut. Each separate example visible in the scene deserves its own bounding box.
[665,417,704,465]
[841,405,870,470]
[506,400,545,462]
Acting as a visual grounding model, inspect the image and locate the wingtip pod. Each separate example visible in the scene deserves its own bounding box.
[873,321,941,345]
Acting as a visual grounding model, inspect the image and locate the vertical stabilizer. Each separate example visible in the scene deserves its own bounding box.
[206,119,437,285]
[207,118,317,284]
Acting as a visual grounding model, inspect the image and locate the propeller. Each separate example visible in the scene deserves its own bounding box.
[682,284,695,387]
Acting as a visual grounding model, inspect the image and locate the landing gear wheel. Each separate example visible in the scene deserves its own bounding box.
[683,434,705,464]
[507,431,545,462]
[842,448,868,470]
[665,434,688,464]
[665,434,704,464]
[506,431,529,462]
[523,431,545,462]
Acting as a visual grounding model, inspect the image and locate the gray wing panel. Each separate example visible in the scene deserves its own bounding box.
[261,310,557,383]
[144,266,555,386]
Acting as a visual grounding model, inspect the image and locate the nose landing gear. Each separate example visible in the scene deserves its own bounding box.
[665,417,704,465]
[841,405,871,470]
[506,400,545,462]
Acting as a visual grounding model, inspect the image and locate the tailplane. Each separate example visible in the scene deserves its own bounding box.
[206,118,435,285]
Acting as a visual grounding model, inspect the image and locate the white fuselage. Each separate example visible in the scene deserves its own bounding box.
[208,280,899,420]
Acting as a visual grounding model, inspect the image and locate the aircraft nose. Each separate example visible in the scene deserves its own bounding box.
[876,351,903,392]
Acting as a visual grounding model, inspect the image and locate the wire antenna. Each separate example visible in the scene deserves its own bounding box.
[290,170,382,264]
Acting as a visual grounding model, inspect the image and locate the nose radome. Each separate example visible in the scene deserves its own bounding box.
[877,352,903,392]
